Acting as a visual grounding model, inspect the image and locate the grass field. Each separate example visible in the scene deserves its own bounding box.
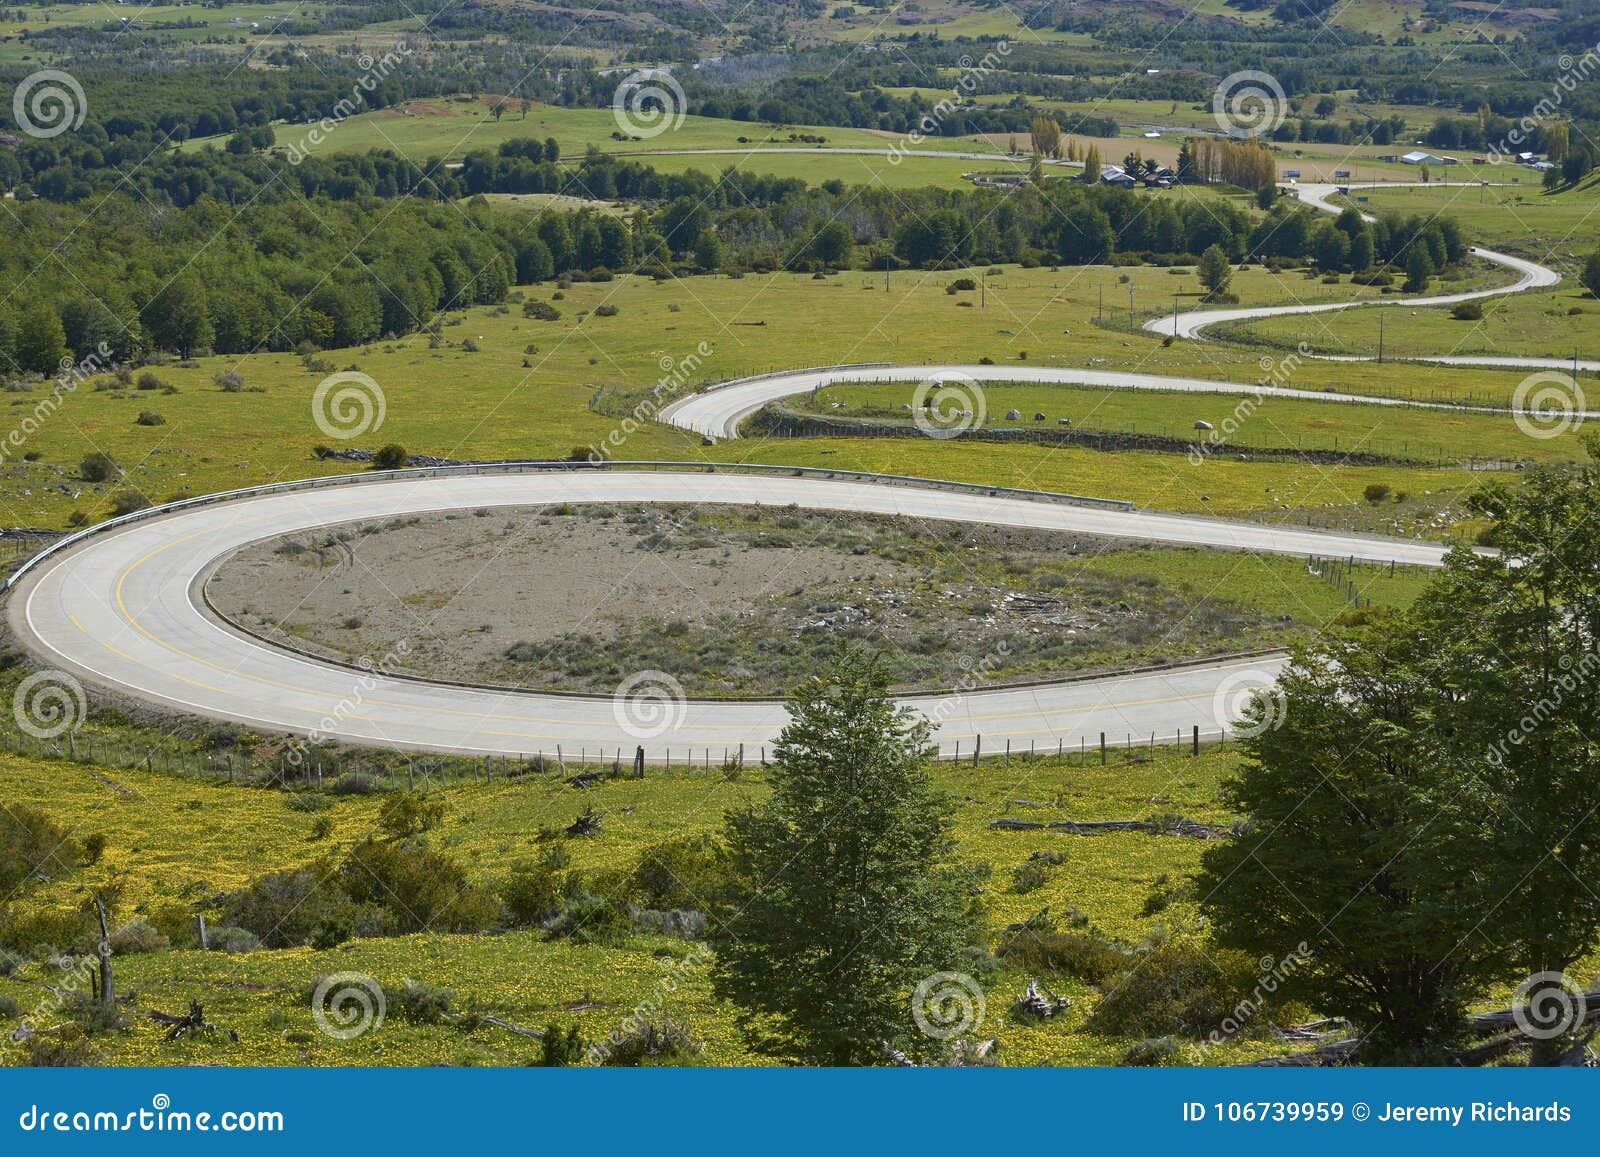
[0,262,1548,532]
[188,98,1007,167]
[1335,179,1600,251]
[0,743,1290,1067]
[794,377,1578,465]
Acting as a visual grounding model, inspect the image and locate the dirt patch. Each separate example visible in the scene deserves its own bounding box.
[207,504,1284,696]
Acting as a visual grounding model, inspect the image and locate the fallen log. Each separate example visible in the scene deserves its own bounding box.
[148,1001,236,1043]
[990,817,1232,839]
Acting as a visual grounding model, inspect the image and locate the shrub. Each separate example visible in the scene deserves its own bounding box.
[997,924,1135,986]
[330,772,381,795]
[1122,1036,1182,1066]
[223,866,371,949]
[545,895,631,946]
[593,304,619,317]
[523,301,561,321]
[392,978,454,1025]
[376,793,447,839]
[0,948,25,976]
[1450,300,1483,321]
[339,839,498,935]
[1011,861,1050,894]
[79,452,117,482]
[284,792,332,813]
[1363,483,1391,504]
[1089,938,1264,1038]
[537,1022,588,1066]
[136,371,165,391]
[499,848,571,927]
[371,444,408,470]
[628,835,727,911]
[135,411,165,426]
[596,1014,704,1066]
[213,370,245,392]
[948,278,977,292]
[206,926,261,953]
[1,909,89,956]
[108,918,169,955]
[461,338,480,352]
[109,490,150,517]
[1,804,82,892]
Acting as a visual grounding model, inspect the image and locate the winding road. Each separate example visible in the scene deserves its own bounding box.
[7,467,1450,759]
[6,180,1565,760]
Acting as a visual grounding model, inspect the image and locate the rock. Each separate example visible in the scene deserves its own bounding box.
[1005,408,1021,421]
[1034,412,1046,421]
[1058,418,1072,426]
[1194,419,1214,430]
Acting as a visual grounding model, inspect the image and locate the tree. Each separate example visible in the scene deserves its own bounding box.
[712,652,981,1064]
[1081,144,1101,183]
[1196,613,1510,1062]
[1581,249,1600,299]
[1403,245,1432,292]
[808,220,853,268]
[1196,244,1233,298]
[1409,444,1600,1063]
[14,303,69,374]
[141,275,212,358]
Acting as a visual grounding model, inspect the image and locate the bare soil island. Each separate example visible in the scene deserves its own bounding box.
[206,503,1308,696]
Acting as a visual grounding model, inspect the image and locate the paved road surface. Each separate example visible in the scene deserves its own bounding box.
[12,470,1448,758]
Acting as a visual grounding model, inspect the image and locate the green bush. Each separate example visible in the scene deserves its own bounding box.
[79,452,117,482]
[1450,300,1483,321]
[1089,938,1264,1038]
[595,1014,705,1066]
[1011,861,1050,894]
[108,919,169,955]
[1363,483,1392,504]
[545,895,631,946]
[371,444,408,470]
[523,301,561,321]
[338,839,498,935]
[392,978,454,1025]
[537,1022,588,1066]
[109,490,150,516]
[206,926,261,953]
[997,924,1135,986]
[627,835,727,911]
[1,804,82,892]
[222,866,371,949]
[376,793,447,839]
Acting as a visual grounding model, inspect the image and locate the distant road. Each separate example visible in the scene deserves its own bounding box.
[10,470,1450,759]
[1145,183,1577,364]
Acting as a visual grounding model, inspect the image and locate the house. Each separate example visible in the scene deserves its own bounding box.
[1439,155,1460,165]
[1516,151,1538,165]
[1400,150,1444,165]
[1098,165,1136,188]
[1283,169,1301,179]
[1334,169,1350,179]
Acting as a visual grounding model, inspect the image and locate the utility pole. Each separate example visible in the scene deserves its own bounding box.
[1098,284,1103,320]
[1377,311,1385,363]
[1128,284,1134,324]
[981,272,986,308]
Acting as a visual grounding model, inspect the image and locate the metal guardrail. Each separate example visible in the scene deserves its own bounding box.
[4,458,1135,591]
